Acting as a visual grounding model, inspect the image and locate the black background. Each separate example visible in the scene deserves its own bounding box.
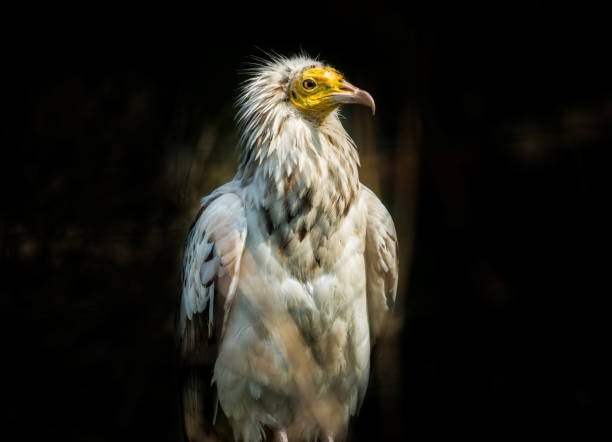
[3,5,608,440]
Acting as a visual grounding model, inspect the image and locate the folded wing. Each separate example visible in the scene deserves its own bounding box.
[362,186,399,342]
[177,185,247,441]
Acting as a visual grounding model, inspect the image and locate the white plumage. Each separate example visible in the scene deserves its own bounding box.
[178,54,398,442]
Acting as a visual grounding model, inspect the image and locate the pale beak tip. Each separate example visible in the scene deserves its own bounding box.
[331,82,376,116]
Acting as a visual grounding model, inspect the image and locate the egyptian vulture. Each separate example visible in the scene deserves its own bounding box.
[177,54,399,442]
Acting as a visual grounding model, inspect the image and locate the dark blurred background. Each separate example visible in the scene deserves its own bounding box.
[3,5,608,440]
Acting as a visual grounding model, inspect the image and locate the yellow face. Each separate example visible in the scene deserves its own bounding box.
[288,66,375,119]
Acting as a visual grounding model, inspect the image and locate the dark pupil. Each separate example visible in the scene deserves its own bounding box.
[303,79,315,89]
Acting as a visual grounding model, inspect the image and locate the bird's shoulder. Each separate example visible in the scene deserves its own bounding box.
[359,185,395,230]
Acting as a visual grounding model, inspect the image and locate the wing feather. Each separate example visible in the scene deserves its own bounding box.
[362,186,399,342]
[177,185,247,441]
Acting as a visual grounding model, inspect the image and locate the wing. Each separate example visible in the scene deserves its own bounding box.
[177,185,247,441]
[362,185,399,343]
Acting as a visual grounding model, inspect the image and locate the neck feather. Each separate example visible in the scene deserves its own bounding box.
[237,108,360,246]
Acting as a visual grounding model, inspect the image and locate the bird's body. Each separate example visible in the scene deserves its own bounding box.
[178,55,398,442]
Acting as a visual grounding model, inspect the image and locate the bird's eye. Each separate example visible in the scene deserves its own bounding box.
[302,79,316,90]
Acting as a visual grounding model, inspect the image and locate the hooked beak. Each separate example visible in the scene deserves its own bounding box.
[330,80,376,116]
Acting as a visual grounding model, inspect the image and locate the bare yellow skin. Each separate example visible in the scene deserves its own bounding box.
[289,67,348,116]
[289,67,375,122]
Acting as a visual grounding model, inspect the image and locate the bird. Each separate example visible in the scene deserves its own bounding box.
[177,53,399,442]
